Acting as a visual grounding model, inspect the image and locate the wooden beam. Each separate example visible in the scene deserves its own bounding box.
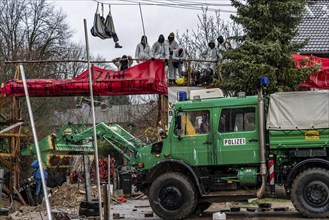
[0,133,29,138]
[0,156,11,168]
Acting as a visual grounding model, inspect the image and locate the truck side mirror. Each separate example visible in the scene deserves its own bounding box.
[174,115,183,140]
[176,115,182,130]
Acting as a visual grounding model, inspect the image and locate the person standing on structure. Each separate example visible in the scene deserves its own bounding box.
[166,32,179,53]
[165,32,179,84]
[151,34,169,60]
[135,35,151,63]
[172,46,186,78]
[199,40,219,83]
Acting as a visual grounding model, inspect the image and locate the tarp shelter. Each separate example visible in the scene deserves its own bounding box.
[0,60,167,97]
[267,90,329,130]
[294,54,329,90]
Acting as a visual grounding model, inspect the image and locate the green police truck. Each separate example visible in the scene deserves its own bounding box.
[135,83,329,219]
[23,80,329,219]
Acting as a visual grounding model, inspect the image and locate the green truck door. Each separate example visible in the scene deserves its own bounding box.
[215,106,260,165]
[171,110,214,166]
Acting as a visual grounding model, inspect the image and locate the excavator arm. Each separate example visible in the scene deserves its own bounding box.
[21,122,145,167]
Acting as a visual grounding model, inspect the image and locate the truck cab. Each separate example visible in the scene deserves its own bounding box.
[170,94,260,166]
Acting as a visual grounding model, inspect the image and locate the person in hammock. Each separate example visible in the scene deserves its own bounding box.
[91,4,122,48]
[104,14,122,48]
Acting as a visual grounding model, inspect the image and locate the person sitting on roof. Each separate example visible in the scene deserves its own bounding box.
[112,55,133,70]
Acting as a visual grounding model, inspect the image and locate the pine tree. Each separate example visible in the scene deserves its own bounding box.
[220,0,307,95]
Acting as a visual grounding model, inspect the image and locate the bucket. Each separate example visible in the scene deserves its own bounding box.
[212,212,226,220]
[119,173,132,194]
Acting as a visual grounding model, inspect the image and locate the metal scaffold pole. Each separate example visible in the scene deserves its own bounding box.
[20,64,52,220]
[139,3,146,36]
[83,19,103,219]
[107,154,111,220]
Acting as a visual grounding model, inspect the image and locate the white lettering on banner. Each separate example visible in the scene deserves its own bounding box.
[223,138,246,146]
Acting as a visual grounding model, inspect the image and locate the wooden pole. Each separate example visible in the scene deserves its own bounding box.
[103,184,108,219]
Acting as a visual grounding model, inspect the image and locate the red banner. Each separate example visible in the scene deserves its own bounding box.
[1,60,168,97]
[294,54,329,90]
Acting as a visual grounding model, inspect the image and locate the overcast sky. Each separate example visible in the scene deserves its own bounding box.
[53,0,235,63]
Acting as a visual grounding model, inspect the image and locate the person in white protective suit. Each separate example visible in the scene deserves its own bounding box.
[166,32,179,53]
[166,32,180,83]
[201,40,220,73]
[172,46,186,78]
[135,35,151,63]
[199,40,220,84]
[151,34,170,60]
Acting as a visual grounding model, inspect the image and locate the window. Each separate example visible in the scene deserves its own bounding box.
[175,110,210,136]
[219,107,255,133]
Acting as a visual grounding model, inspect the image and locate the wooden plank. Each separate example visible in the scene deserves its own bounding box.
[0,156,11,167]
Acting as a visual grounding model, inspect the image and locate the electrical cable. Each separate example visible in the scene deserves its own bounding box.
[112,0,236,12]
[51,0,236,12]
[140,0,236,12]
[49,0,237,12]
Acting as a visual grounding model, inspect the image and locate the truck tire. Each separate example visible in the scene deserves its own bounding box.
[291,168,329,218]
[149,172,197,220]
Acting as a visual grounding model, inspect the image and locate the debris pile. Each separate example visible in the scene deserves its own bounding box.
[3,181,154,219]
[47,184,84,208]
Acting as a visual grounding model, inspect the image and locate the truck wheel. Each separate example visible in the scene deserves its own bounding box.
[291,168,329,218]
[149,172,197,220]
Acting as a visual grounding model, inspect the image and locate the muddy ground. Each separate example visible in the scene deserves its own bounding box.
[0,183,308,220]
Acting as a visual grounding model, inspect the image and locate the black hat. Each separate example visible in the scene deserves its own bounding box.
[217,36,224,44]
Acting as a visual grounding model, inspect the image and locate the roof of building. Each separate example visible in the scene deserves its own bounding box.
[293,0,329,54]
